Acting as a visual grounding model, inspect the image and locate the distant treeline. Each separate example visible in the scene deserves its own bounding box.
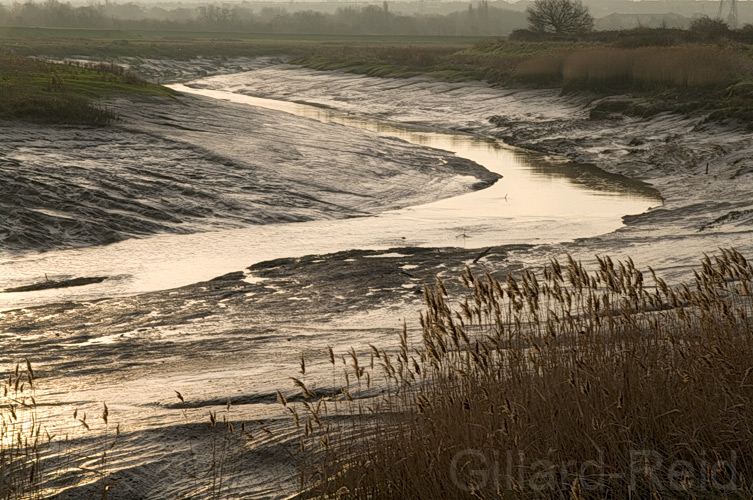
[511,17,753,45]
[0,0,526,35]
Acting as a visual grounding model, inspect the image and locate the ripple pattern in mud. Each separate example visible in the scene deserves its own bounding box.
[0,95,493,253]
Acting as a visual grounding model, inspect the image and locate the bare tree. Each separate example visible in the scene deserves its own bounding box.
[527,0,593,34]
[197,3,238,28]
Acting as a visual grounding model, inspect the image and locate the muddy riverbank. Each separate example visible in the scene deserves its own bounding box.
[188,64,752,282]
[1,61,752,499]
[0,91,494,254]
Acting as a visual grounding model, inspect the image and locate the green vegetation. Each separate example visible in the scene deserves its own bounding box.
[290,39,593,83]
[0,26,482,60]
[288,249,753,499]
[292,34,753,88]
[0,52,173,124]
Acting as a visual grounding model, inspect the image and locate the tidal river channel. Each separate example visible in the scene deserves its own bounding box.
[0,78,660,311]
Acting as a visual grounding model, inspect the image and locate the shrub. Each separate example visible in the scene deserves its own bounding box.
[689,15,731,42]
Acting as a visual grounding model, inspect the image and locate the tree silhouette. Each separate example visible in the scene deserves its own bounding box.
[527,0,593,34]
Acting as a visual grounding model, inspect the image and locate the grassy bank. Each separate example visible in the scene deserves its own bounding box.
[289,38,752,86]
[289,249,753,499]
[0,52,173,124]
[4,27,752,104]
[291,40,586,83]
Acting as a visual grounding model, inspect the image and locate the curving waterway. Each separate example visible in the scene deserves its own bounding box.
[0,79,661,311]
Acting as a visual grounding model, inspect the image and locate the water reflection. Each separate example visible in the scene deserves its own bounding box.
[519,151,660,198]
[0,84,661,310]
[170,84,659,201]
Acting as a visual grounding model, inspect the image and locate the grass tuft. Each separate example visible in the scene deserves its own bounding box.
[0,52,172,125]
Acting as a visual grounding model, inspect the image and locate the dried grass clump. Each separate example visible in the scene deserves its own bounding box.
[0,360,42,500]
[288,248,753,499]
[516,46,752,88]
[0,361,118,499]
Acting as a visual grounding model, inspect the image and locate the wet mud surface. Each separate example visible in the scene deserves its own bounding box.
[2,60,753,499]
[1,91,494,253]
[197,64,753,279]
[0,245,525,377]
[0,243,527,499]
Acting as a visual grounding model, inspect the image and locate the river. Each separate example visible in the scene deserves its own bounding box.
[0,77,659,312]
[0,67,679,500]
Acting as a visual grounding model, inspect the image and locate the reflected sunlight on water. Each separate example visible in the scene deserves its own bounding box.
[0,83,661,311]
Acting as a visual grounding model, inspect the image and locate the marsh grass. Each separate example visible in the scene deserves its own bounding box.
[287,248,753,499]
[292,44,472,80]
[0,53,171,124]
[291,39,753,96]
[206,398,240,500]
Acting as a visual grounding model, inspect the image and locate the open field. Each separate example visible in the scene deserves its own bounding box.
[0,27,483,59]
[0,26,486,43]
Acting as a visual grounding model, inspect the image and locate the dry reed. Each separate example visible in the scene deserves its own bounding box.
[0,361,119,499]
[516,46,752,88]
[286,248,753,499]
[0,360,42,500]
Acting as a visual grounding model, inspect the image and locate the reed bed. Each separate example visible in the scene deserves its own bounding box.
[292,41,753,96]
[515,46,753,88]
[287,248,753,499]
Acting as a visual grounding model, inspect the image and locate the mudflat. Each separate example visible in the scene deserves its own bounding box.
[1,61,752,498]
